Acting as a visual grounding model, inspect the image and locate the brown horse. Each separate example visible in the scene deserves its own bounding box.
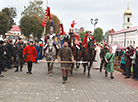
[82,39,95,77]
[68,33,81,75]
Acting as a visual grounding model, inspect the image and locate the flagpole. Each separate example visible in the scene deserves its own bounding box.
[43,0,48,37]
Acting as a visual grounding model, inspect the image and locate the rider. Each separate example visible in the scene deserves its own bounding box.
[82,31,94,56]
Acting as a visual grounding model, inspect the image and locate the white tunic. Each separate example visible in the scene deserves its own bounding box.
[93,46,101,69]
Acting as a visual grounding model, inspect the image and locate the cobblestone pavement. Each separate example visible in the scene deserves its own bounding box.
[0,61,138,102]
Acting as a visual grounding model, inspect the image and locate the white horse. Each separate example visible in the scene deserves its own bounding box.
[45,36,56,75]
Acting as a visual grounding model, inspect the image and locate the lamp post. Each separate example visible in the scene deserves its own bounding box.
[90,18,98,34]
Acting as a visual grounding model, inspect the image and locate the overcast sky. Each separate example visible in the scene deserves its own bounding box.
[0,0,138,33]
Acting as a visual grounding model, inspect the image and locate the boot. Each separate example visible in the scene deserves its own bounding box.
[15,67,19,72]
[62,77,66,84]
[111,73,114,79]
[105,71,108,77]
[20,67,22,72]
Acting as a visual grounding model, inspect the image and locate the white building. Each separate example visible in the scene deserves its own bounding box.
[122,5,132,29]
[8,25,21,35]
[108,26,138,48]
[108,5,138,48]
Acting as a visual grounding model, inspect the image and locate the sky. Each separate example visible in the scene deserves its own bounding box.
[0,0,138,34]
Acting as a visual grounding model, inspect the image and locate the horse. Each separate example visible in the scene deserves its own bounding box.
[44,38,56,75]
[82,39,95,77]
[68,33,81,75]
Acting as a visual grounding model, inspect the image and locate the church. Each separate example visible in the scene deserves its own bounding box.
[108,5,138,48]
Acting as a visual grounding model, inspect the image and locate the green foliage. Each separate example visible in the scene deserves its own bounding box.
[30,15,43,39]
[20,15,43,40]
[104,30,110,42]
[19,15,32,40]
[0,12,9,35]
[0,7,17,35]
[79,31,87,42]
[93,27,103,42]
[21,0,44,19]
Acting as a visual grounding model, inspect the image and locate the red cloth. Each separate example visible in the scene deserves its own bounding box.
[74,33,80,45]
[42,6,51,27]
[23,45,37,62]
[82,32,94,48]
[71,20,77,28]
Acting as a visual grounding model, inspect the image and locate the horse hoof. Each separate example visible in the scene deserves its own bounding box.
[49,73,53,76]
[88,76,91,78]
[83,73,86,75]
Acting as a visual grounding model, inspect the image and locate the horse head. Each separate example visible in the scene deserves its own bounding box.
[88,39,94,49]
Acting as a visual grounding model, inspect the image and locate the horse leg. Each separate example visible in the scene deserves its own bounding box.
[83,63,87,75]
[47,62,50,74]
[51,62,54,73]
[88,62,92,77]
[70,64,74,75]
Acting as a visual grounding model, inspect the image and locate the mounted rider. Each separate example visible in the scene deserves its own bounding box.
[82,31,94,56]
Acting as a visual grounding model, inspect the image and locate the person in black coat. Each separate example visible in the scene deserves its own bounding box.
[6,39,13,69]
[99,44,109,72]
[0,40,5,77]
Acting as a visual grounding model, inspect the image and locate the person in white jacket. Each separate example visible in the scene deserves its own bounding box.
[93,44,101,69]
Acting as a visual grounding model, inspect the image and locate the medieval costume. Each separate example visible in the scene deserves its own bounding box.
[93,44,101,68]
[104,50,115,79]
[15,38,26,72]
[23,41,37,74]
[34,42,41,62]
[57,41,74,84]
[99,44,109,72]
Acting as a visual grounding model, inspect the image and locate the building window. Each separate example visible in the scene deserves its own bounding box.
[133,41,135,47]
[127,18,130,22]
[127,41,129,46]
[127,26,130,28]
[130,41,132,45]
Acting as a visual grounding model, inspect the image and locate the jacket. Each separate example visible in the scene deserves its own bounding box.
[23,45,37,62]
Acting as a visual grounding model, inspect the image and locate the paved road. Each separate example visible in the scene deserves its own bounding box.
[0,61,138,102]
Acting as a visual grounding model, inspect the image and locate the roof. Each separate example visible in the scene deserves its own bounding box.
[110,26,138,35]
[124,5,132,15]
[10,26,21,32]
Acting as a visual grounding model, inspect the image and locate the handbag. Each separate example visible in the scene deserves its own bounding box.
[104,54,113,67]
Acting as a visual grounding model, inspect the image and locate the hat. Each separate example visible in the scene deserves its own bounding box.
[30,41,33,43]
[0,40,4,44]
[126,47,130,50]
[19,38,22,40]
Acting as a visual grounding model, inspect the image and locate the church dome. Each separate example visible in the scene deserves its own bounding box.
[124,6,132,15]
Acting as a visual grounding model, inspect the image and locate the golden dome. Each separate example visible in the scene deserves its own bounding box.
[124,5,132,15]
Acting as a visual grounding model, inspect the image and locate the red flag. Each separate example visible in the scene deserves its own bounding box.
[41,6,51,27]
[47,7,51,20]
[71,20,77,28]
[59,24,64,35]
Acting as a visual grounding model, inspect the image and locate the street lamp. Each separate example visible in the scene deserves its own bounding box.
[90,18,98,33]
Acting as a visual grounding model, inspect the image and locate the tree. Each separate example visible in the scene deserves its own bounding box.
[2,7,17,28]
[30,15,43,39]
[104,30,110,43]
[79,31,87,42]
[20,15,32,40]
[21,0,44,19]
[93,27,103,42]
[20,15,43,40]
[0,7,17,35]
[0,12,10,35]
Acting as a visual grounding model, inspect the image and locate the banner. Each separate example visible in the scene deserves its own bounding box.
[59,24,64,35]
[71,20,77,28]
[42,6,51,27]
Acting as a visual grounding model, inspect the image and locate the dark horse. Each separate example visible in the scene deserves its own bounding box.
[82,39,95,77]
[68,33,81,75]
